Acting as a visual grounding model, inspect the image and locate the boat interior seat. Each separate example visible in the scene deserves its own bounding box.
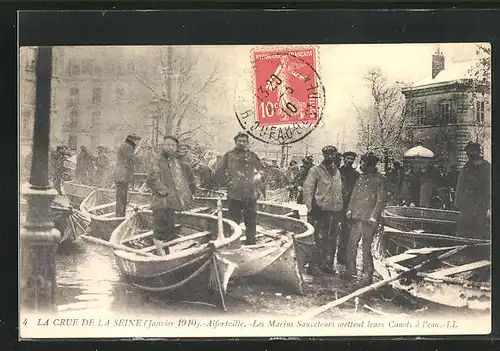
[138,230,212,253]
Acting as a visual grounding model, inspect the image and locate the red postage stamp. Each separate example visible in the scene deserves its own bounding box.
[252,48,320,127]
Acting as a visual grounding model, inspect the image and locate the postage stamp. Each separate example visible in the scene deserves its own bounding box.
[234,47,325,145]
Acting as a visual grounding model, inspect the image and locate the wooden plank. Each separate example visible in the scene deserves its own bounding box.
[405,245,463,255]
[88,201,116,212]
[384,253,417,264]
[428,260,490,279]
[121,230,154,244]
[139,231,211,253]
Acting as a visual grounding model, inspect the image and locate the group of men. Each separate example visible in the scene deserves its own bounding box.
[112,132,264,255]
[75,145,112,188]
[110,131,490,286]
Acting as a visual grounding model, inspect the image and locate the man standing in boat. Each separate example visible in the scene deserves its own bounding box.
[147,135,197,255]
[113,134,141,217]
[344,152,387,285]
[213,132,264,245]
[455,141,491,240]
[337,151,360,269]
[302,145,343,276]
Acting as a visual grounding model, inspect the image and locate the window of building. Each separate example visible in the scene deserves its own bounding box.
[94,63,104,75]
[128,62,135,74]
[82,60,93,75]
[69,109,78,129]
[415,103,426,125]
[116,86,125,101]
[439,101,451,124]
[92,87,102,104]
[456,100,468,115]
[68,134,77,150]
[476,100,485,124]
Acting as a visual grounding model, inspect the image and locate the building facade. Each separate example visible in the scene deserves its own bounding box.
[401,50,491,169]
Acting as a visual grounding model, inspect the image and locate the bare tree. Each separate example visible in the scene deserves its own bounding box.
[354,68,410,161]
[467,44,491,147]
[135,47,220,147]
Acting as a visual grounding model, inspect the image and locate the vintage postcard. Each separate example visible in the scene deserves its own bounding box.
[19,43,491,338]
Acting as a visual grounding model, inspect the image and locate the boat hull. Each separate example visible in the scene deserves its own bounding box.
[373,226,491,310]
[110,210,241,307]
[219,234,303,294]
[191,196,314,275]
[383,206,459,235]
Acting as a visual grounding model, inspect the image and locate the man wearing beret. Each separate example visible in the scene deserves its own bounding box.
[344,152,388,285]
[455,141,490,240]
[303,145,343,275]
[113,134,141,217]
[337,151,360,268]
[213,132,264,245]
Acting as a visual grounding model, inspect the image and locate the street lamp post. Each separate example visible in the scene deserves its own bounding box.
[20,46,60,311]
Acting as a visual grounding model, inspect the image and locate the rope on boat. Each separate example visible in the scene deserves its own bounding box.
[132,259,212,292]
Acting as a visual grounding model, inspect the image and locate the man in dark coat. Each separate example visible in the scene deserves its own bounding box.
[213,132,264,245]
[455,142,490,240]
[287,160,300,200]
[95,146,111,188]
[303,146,343,275]
[113,134,141,217]
[75,146,95,184]
[386,161,404,205]
[51,146,69,195]
[344,152,388,285]
[337,151,360,267]
[193,162,214,189]
[294,155,314,204]
[147,135,196,255]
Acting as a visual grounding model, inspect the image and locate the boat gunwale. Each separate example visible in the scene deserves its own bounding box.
[80,189,148,223]
[110,209,243,262]
[374,226,491,292]
[191,196,314,240]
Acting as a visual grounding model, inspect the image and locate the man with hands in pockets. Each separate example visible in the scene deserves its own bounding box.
[343,152,388,285]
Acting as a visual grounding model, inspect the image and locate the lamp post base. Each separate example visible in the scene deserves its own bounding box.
[20,184,61,312]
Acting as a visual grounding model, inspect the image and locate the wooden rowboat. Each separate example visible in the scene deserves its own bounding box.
[373,226,491,310]
[20,191,90,246]
[62,180,95,207]
[63,180,151,208]
[80,189,149,241]
[109,210,241,309]
[382,206,460,235]
[190,199,313,294]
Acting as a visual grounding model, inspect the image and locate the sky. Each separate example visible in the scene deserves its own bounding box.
[163,42,484,154]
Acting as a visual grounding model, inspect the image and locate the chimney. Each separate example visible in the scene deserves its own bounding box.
[432,48,445,79]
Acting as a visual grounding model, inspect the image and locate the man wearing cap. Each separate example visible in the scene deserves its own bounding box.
[114,134,141,217]
[455,142,490,239]
[294,155,314,204]
[345,152,387,285]
[147,135,197,255]
[303,145,343,275]
[337,151,360,268]
[213,132,264,245]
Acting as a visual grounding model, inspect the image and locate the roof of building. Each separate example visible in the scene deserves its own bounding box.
[412,59,477,89]
[403,145,435,159]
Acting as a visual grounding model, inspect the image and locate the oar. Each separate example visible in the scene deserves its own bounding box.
[299,244,469,320]
[216,198,224,241]
[80,235,154,257]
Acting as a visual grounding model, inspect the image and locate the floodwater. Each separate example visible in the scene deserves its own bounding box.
[54,239,488,321]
